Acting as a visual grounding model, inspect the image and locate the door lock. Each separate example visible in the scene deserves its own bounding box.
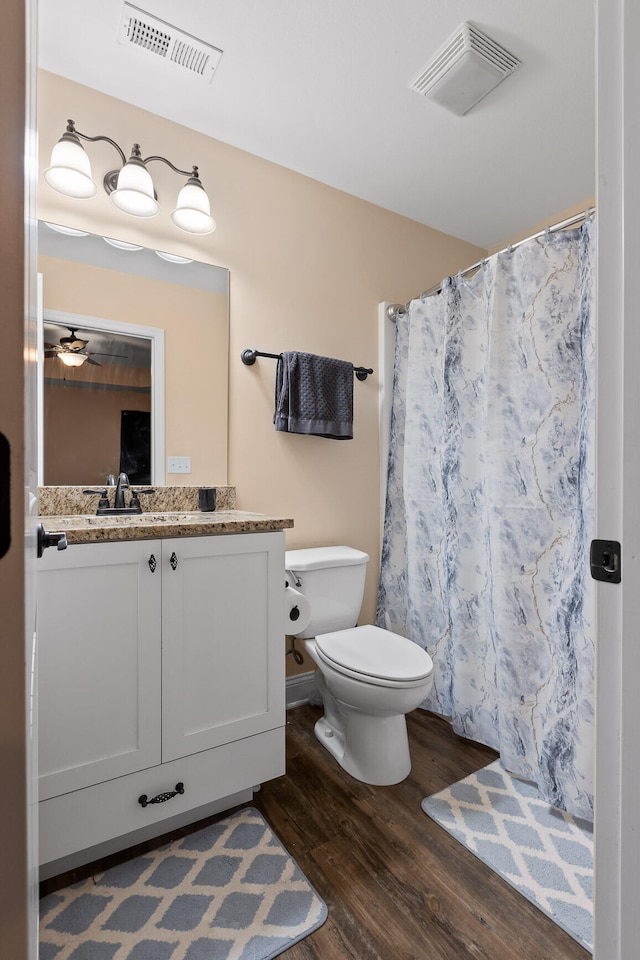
[590,539,621,583]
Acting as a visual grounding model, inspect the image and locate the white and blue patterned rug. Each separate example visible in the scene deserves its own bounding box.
[422,761,593,953]
[40,807,327,960]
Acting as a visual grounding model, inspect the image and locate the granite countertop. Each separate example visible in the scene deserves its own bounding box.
[44,510,294,545]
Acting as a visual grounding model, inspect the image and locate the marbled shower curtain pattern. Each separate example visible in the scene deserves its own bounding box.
[377,221,595,820]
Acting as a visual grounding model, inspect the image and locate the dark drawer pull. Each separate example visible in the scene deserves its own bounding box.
[148,554,157,573]
[138,782,184,808]
[170,551,178,570]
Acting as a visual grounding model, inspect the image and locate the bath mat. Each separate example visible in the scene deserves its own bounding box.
[422,761,593,952]
[39,807,327,960]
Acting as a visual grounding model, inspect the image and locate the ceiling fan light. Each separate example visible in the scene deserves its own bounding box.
[44,135,97,199]
[59,352,88,367]
[171,180,215,235]
[111,153,159,218]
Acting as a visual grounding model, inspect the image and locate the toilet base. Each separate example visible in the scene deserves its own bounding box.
[313,707,412,786]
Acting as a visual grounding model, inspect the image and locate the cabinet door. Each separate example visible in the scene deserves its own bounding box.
[162,531,285,762]
[38,540,162,800]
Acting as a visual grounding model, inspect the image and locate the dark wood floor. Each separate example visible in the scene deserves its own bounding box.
[42,705,590,960]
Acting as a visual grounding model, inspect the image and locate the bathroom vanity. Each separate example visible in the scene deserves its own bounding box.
[37,489,293,879]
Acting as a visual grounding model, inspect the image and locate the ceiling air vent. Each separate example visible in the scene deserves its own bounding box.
[118,2,223,83]
[409,22,520,116]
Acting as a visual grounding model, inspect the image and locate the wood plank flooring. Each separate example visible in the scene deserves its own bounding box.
[41,705,591,960]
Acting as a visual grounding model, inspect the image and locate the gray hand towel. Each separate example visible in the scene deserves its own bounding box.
[274,351,354,439]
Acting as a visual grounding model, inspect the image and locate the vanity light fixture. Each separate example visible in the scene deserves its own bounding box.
[44,119,216,235]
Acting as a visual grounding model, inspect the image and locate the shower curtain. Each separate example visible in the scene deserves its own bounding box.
[377,220,595,820]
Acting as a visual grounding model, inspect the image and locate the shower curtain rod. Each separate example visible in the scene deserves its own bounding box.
[387,205,596,320]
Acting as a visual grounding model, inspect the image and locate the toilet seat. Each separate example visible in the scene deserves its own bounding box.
[314,624,433,689]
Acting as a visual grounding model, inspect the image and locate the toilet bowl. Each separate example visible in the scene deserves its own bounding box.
[285,546,434,785]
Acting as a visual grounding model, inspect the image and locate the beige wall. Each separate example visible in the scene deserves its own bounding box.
[39,253,228,485]
[44,378,151,486]
[37,70,486,625]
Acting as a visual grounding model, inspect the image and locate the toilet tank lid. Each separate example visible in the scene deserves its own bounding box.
[285,545,369,571]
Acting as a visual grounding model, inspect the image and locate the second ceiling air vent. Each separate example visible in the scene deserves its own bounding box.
[118,2,223,83]
[409,22,520,116]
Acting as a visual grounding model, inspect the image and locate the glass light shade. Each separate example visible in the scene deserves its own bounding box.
[44,138,97,199]
[103,237,144,250]
[111,160,159,218]
[59,352,88,367]
[171,182,216,235]
[155,250,193,264]
[44,222,89,237]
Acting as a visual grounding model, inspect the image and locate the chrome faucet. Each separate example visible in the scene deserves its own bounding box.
[114,472,129,509]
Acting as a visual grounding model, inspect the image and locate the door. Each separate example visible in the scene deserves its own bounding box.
[594,1,640,956]
[162,531,285,762]
[0,1,38,958]
[38,540,162,799]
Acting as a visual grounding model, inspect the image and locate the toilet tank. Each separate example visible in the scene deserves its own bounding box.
[285,546,369,639]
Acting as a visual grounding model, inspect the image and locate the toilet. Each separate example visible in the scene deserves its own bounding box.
[285,545,434,785]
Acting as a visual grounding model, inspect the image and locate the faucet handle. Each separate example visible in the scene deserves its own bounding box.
[129,488,155,511]
[83,488,110,512]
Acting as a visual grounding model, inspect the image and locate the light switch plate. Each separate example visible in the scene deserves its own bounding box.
[167,456,191,474]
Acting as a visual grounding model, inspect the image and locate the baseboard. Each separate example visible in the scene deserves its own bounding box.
[286,671,317,708]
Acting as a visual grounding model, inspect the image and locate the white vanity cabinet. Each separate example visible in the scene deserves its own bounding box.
[38,530,285,875]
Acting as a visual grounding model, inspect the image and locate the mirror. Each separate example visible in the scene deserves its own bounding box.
[38,221,229,487]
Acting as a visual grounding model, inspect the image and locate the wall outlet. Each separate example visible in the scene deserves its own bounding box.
[167,456,191,474]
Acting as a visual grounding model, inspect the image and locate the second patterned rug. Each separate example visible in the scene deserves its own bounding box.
[422,760,593,953]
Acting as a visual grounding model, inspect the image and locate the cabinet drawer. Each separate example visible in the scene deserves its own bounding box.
[39,727,285,868]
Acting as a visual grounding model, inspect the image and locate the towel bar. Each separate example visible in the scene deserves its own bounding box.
[241,348,373,381]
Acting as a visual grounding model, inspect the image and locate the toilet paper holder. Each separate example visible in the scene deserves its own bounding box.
[287,636,304,665]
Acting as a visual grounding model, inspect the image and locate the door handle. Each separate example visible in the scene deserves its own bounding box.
[590,539,621,583]
[36,522,68,559]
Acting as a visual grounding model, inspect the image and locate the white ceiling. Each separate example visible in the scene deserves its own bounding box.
[38,0,595,250]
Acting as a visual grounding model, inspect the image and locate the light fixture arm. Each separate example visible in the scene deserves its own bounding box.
[142,156,201,182]
[65,119,127,169]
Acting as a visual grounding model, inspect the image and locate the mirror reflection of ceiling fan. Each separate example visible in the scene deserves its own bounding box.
[44,327,126,367]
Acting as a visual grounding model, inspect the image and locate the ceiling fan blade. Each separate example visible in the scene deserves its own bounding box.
[89,352,128,359]
[44,349,58,358]
[44,342,60,350]
[85,357,102,366]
